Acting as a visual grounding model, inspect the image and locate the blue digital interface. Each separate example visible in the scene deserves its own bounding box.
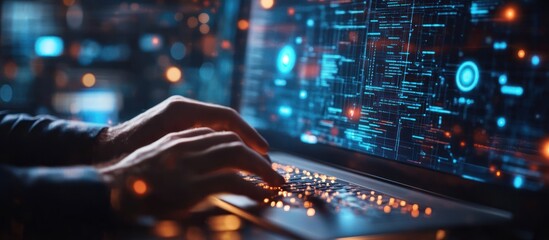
[240,0,549,190]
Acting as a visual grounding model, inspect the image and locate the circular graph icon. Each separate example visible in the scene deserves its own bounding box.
[277,45,296,74]
[455,61,480,92]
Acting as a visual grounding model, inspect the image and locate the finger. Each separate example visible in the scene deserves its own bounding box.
[184,142,285,187]
[166,131,244,154]
[166,127,215,139]
[189,172,273,204]
[182,100,269,155]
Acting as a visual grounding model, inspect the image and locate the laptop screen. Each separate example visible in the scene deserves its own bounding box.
[239,0,548,191]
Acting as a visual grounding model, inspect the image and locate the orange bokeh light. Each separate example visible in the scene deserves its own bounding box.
[496,171,501,177]
[517,49,526,59]
[165,66,182,83]
[82,73,96,88]
[504,7,516,21]
[237,19,249,30]
[260,0,275,10]
[221,40,231,49]
[542,140,549,159]
[133,179,148,195]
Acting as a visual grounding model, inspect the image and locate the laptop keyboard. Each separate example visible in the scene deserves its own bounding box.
[242,162,433,219]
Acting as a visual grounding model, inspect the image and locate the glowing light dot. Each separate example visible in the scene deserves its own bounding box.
[436,230,446,240]
[154,221,180,238]
[497,117,506,128]
[513,175,524,189]
[284,205,290,211]
[263,198,270,203]
[198,13,210,24]
[82,73,96,87]
[133,179,148,195]
[498,74,507,85]
[425,207,433,215]
[199,24,210,34]
[400,201,406,207]
[383,205,391,213]
[411,209,420,218]
[412,204,419,211]
[237,19,249,30]
[165,66,182,83]
[306,208,316,217]
[517,49,526,59]
[496,171,501,177]
[504,7,516,21]
[260,0,275,10]
[531,55,540,66]
[456,61,480,92]
[276,201,283,208]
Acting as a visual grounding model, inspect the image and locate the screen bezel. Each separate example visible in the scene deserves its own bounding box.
[230,0,549,223]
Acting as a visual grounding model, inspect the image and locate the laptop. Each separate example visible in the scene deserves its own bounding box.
[212,0,549,239]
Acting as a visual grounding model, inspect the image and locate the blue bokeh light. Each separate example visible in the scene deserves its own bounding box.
[278,105,293,117]
[531,55,540,66]
[170,42,186,60]
[277,45,296,74]
[35,36,64,57]
[0,84,13,102]
[498,74,507,85]
[497,117,506,128]
[455,61,480,92]
[513,175,524,189]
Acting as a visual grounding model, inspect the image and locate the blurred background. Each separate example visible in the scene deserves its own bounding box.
[0,0,248,124]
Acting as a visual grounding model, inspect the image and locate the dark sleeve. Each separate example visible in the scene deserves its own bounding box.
[0,165,111,225]
[0,111,107,166]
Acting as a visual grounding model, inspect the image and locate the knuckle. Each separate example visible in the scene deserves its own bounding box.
[168,95,185,102]
[196,127,215,133]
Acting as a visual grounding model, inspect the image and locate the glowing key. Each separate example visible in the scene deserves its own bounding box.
[383,205,391,213]
[425,207,433,215]
[306,208,316,217]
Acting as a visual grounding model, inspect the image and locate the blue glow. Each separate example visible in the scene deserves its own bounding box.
[79,40,101,65]
[307,19,315,27]
[295,37,303,44]
[497,117,506,128]
[531,55,540,66]
[513,175,524,189]
[498,74,507,85]
[277,45,297,74]
[278,105,293,117]
[170,42,186,60]
[456,61,480,92]
[299,90,308,99]
[300,133,318,144]
[0,84,13,102]
[493,41,507,50]
[501,86,524,96]
[274,79,287,86]
[35,36,64,57]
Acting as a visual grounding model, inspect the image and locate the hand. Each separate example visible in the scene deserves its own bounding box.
[99,127,284,218]
[95,96,269,162]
